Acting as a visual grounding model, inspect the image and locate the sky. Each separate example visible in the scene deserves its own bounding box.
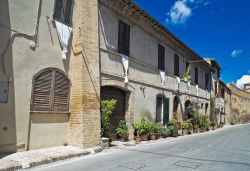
[133,0,250,88]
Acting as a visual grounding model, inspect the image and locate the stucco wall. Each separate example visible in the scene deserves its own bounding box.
[99,5,210,91]
[99,2,210,127]
[0,0,71,151]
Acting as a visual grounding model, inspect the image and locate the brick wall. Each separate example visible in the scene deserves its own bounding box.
[68,0,101,148]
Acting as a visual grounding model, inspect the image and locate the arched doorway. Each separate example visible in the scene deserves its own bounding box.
[101,86,126,140]
[184,100,191,119]
[173,96,180,120]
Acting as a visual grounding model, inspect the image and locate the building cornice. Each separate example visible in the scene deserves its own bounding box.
[100,0,212,71]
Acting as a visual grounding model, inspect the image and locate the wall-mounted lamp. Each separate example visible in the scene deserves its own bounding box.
[140,86,145,98]
[8,75,13,83]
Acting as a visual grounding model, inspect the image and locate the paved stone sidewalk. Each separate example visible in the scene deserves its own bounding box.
[0,146,102,171]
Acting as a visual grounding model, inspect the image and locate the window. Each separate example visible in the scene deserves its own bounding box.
[156,96,169,125]
[174,54,179,76]
[53,0,73,26]
[214,81,217,95]
[186,61,190,70]
[158,44,165,71]
[118,20,130,56]
[195,67,198,84]
[205,73,209,90]
[31,68,70,112]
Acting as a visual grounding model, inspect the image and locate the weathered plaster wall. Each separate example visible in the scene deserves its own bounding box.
[99,2,210,126]
[0,0,71,152]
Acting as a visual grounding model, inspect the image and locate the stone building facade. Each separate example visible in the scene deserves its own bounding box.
[227,84,250,123]
[99,0,212,139]
[0,0,100,152]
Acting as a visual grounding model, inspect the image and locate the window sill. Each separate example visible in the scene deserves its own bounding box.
[30,111,70,115]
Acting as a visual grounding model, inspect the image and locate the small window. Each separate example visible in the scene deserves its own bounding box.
[118,20,130,56]
[214,81,217,95]
[158,44,165,71]
[195,67,198,84]
[186,61,190,70]
[31,68,70,112]
[53,0,73,26]
[174,54,179,76]
[156,95,169,125]
[205,73,209,90]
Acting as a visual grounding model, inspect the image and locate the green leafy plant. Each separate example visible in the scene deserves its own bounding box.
[116,120,129,140]
[159,127,171,138]
[101,99,117,138]
[168,119,181,137]
[182,119,193,130]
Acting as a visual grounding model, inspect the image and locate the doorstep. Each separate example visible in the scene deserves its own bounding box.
[0,146,102,171]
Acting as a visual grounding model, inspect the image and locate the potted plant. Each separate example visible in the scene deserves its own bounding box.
[149,123,159,140]
[101,99,117,146]
[168,119,180,137]
[182,119,193,135]
[159,127,171,138]
[116,120,129,142]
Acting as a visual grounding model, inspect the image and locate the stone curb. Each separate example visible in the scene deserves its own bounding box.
[0,146,102,171]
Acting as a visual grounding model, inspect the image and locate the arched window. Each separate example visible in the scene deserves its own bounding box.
[31,68,70,112]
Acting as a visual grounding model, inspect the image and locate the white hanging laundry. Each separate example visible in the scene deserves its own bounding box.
[196,85,199,95]
[176,77,180,90]
[55,21,72,60]
[159,70,165,86]
[121,54,129,83]
[187,82,191,94]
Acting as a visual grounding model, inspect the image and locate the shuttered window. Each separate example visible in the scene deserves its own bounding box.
[118,20,130,56]
[53,0,73,26]
[174,54,179,77]
[195,67,198,84]
[158,44,165,71]
[31,68,70,113]
[205,73,209,90]
[156,96,169,125]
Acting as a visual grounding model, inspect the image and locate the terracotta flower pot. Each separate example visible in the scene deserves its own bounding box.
[141,134,148,141]
[150,134,157,140]
[134,136,141,143]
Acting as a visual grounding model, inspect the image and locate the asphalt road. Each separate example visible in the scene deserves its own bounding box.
[32,124,250,171]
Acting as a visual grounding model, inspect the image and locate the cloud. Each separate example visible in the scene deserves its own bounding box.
[236,75,250,89]
[231,49,243,58]
[166,0,210,25]
[166,1,192,24]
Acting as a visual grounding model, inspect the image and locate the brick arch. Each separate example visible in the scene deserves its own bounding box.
[101,80,135,139]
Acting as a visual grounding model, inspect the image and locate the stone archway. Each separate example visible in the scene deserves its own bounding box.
[101,86,126,140]
[101,79,135,140]
[184,100,191,119]
[173,96,182,121]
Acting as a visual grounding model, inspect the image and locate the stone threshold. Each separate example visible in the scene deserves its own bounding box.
[0,146,102,171]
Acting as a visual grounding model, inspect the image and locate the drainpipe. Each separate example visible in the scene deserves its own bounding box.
[26,0,42,151]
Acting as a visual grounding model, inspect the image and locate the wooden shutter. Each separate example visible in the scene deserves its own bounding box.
[32,69,53,111]
[63,0,73,26]
[174,54,179,76]
[118,20,130,56]
[53,0,63,22]
[163,98,169,125]
[205,73,209,89]
[156,96,163,123]
[195,67,198,84]
[53,70,70,111]
[31,68,70,113]
[53,0,73,26]
[158,44,165,71]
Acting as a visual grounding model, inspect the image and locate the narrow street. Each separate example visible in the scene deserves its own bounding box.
[32,124,250,171]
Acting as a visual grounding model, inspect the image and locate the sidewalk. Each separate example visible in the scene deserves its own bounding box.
[0,146,102,171]
[0,124,241,171]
